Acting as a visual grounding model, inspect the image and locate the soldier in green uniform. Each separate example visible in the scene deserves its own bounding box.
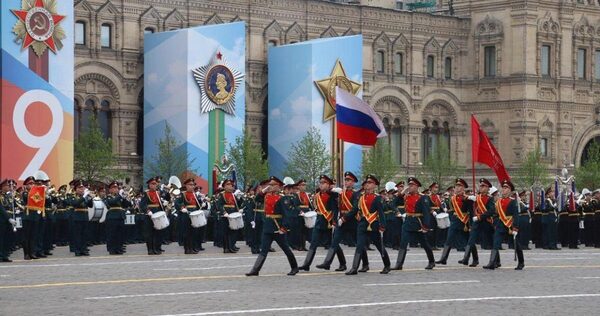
[0,179,17,262]
[247,180,268,254]
[21,176,41,260]
[104,181,130,255]
[392,177,436,271]
[246,176,299,276]
[139,177,166,255]
[175,178,201,254]
[214,179,242,253]
[542,186,559,250]
[54,185,70,246]
[299,175,341,272]
[341,174,391,275]
[459,178,495,267]
[69,180,93,256]
[436,178,473,265]
[482,180,525,270]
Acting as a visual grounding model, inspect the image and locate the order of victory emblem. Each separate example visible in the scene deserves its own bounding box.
[11,0,67,56]
[192,51,243,116]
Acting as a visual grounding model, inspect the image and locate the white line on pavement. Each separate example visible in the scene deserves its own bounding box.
[85,290,236,300]
[576,277,600,279]
[156,293,600,316]
[0,275,8,278]
[363,280,480,287]
[153,265,251,271]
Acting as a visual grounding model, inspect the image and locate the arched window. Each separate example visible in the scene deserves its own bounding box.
[444,57,452,79]
[422,120,451,160]
[98,100,111,139]
[376,50,385,73]
[395,52,404,75]
[82,99,95,132]
[426,55,435,78]
[101,23,112,48]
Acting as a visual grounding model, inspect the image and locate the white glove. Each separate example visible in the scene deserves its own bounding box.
[234,189,243,198]
[162,200,169,207]
[467,195,477,202]
[472,216,479,222]
[443,207,448,212]
[223,213,229,218]
[331,187,342,194]
[8,218,16,226]
[299,211,305,216]
[147,212,152,216]
[401,213,407,219]
[512,230,518,236]
[338,218,344,227]
[181,208,188,213]
[126,210,131,215]
[251,221,256,229]
[15,209,21,214]
[432,211,438,217]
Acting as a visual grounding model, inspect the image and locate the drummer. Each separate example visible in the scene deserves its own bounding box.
[139,176,165,255]
[175,178,199,254]
[215,179,242,253]
[69,180,93,256]
[104,181,131,255]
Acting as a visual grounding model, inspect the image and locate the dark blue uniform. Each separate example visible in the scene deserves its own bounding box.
[393,192,435,270]
[214,191,242,253]
[483,196,524,270]
[104,194,131,254]
[437,194,472,264]
[542,198,559,249]
[459,194,495,266]
[139,190,165,255]
[69,194,93,256]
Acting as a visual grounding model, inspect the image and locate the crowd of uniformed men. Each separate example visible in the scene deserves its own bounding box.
[1,171,600,277]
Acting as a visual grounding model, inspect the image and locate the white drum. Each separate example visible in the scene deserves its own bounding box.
[125,214,136,225]
[436,212,450,229]
[190,210,207,228]
[15,217,23,229]
[227,212,244,230]
[151,211,170,230]
[302,211,317,229]
[88,198,107,222]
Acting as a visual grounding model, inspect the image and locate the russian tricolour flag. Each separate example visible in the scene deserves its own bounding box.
[335,87,387,146]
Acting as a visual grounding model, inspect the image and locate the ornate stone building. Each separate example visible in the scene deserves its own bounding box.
[74,0,600,186]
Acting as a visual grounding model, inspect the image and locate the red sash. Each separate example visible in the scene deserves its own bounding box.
[495,198,514,228]
[359,194,378,226]
[315,192,333,222]
[147,190,160,205]
[451,195,469,224]
[341,189,353,211]
[430,194,441,208]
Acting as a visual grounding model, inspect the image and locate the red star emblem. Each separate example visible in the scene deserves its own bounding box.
[11,0,66,53]
[216,51,223,60]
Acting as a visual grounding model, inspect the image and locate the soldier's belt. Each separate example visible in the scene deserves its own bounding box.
[299,205,309,209]
[266,214,282,219]
[559,212,568,216]
[340,210,350,214]
[542,213,549,216]
[533,212,542,215]
[406,213,423,217]
[148,204,160,208]
[254,209,265,213]
[595,210,600,214]
[584,212,594,216]
[519,213,529,216]
[109,207,123,210]
[397,206,405,209]
[431,207,440,210]
[186,205,197,208]
[568,213,579,217]
[384,211,394,214]
[224,204,235,208]
[56,209,67,212]
[75,208,88,212]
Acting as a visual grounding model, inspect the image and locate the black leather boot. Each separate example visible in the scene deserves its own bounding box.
[345,252,362,275]
[335,247,347,271]
[392,249,407,270]
[299,249,316,271]
[358,250,370,272]
[435,245,451,264]
[469,246,479,267]
[245,254,266,276]
[458,245,471,265]
[380,250,391,274]
[515,248,524,270]
[425,247,435,269]
[287,251,299,276]
[483,249,498,270]
[316,248,335,270]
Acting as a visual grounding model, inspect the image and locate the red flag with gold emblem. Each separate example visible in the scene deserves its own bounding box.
[27,185,46,211]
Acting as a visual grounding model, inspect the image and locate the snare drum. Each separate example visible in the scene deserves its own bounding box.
[190,210,207,228]
[125,214,136,225]
[151,211,170,230]
[227,212,244,230]
[436,212,450,229]
[88,198,107,222]
[302,211,317,229]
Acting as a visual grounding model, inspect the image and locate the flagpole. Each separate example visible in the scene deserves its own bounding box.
[471,114,476,189]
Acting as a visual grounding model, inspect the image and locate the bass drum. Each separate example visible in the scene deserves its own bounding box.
[88,198,107,222]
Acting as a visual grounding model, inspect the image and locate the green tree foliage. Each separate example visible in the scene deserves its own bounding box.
[285,127,330,192]
[226,129,269,189]
[514,148,549,190]
[421,141,464,189]
[144,122,196,180]
[360,139,399,185]
[576,141,600,189]
[74,114,119,182]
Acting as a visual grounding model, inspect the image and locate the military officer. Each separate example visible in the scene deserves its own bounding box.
[299,175,343,272]
[69,180,93,256]
[215,179,242,253]
[247,180,268,254]
[436,178,473,265]
[139,177,166,255]
[295,179,311,251]
[482,180,525,270]
[246,176,299,276]
[579,189,594,247]
[104,181,131,255]
[392,177,436,271]
[341,174,391,275]
[459,178,495,267]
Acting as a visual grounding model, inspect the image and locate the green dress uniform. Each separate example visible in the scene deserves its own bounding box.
[245,190,299,276]
[174,191,201,254]
[482,192,524,270]
[54,194,70,246]
[542,198,559,249]
[214,190,242,253]
[592,197,600,248]
[581,200,595,247]
[139,190,165,255]
[437,192,473,264]
[245,193,264,254]
[343,189,391,275]
[0,196,13,261]
[460,192,496,267]
[104,193,131,254]
[69,194,93,256]
[21,183,43,260]
[299,189,341,271]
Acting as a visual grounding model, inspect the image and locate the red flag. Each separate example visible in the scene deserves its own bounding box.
[471,115,510,183]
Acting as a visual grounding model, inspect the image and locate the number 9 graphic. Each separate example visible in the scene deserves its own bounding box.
[12,90,64,180]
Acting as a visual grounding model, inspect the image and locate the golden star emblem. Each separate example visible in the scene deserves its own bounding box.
[31,192,43,203]
[314,59,361,122]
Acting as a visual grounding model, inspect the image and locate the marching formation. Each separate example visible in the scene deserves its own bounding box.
[2,170,600,279]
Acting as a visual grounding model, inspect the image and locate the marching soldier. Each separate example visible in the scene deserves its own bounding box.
[248,180,268,254]
[592,189,600,248]
[69,180,93,256]
[295,179,311,251]
[104,181,131,255]
[542,186,559,250]
[482,179,525,270]
[215,179,242,253]
[316,171,366,272]
[392,177,435,271]
[246,176,299,276]
[459,178,494,267]
[426,182,442,250]
[436,178,473,265]
[299,175,343,272]
[341,174,391,275]
[22,176,41,260]
[139,177,166,255]
[175,178,201,254]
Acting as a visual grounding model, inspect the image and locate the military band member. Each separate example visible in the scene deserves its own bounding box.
[542,187,559,250]
[392,177,435,271]
[54,185,70,246]
[426,182,442,250]
[436,178,473,265]
[248,180,268,254]
[104,181,131,255]
[341,174,391,275]
[579,189,594,247]
[175,178,201,254]
[246,176,299,276]
[299,175,343,271]
[459,178,495,267]
[0,179,17,262]
[69,180,93,256]
[139,177,166,255]
[482,180,525,270]
[592,189,600,248]
[215,179,242,253]
[295,179,311,251]
[516,191,532,250]
[22,176,41,260]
